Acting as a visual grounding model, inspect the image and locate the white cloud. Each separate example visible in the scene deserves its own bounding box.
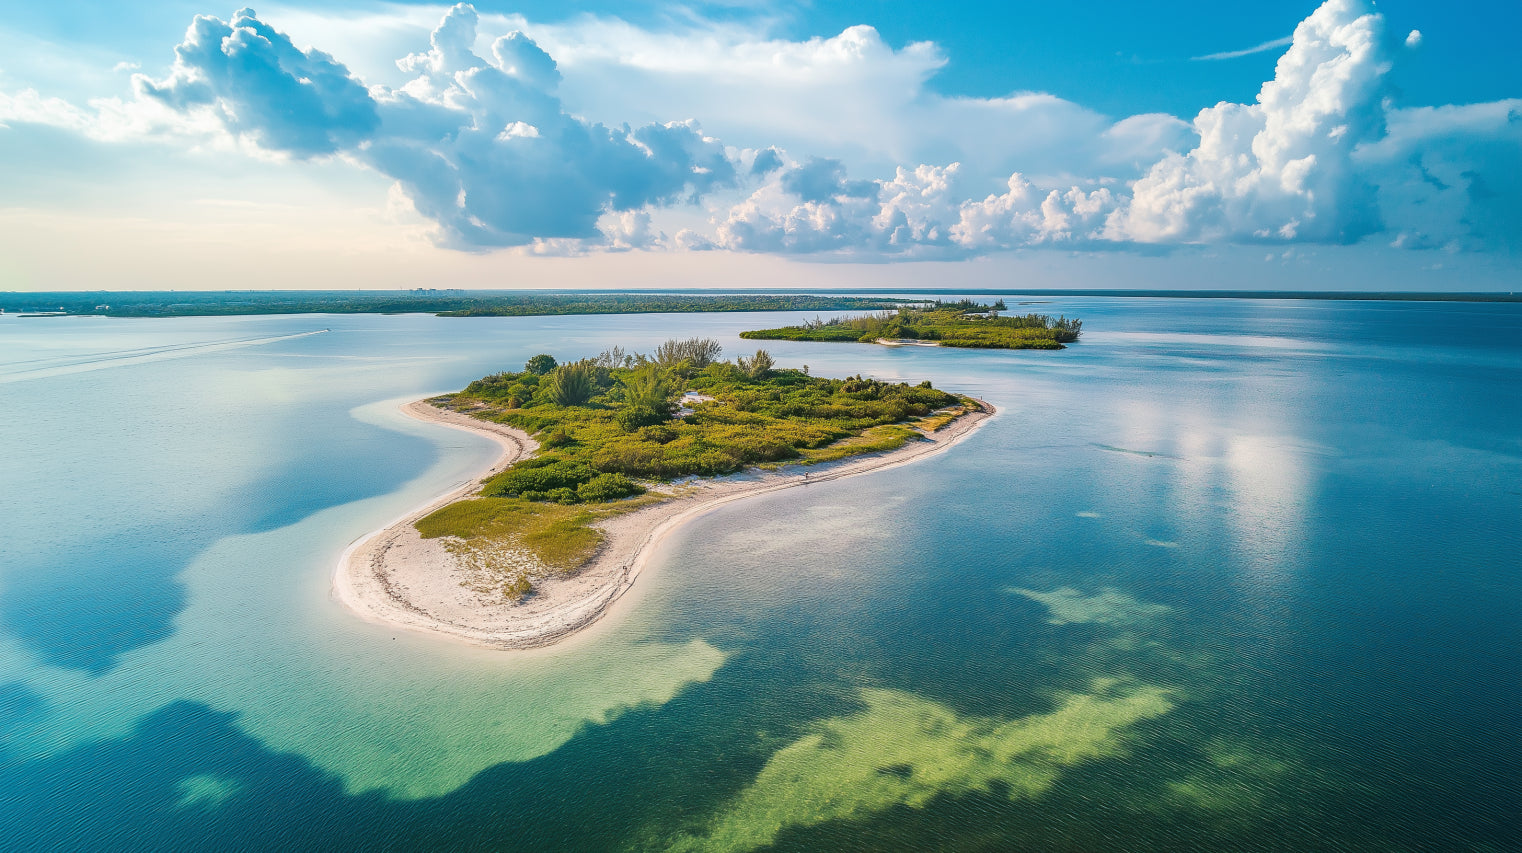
[1192,36,1293,62]
[262,5,1193,191]
[540,20,1193,190]
[0,0,1516,262]
[0,85,226,144]
[129,4,736,248]
[1356,99,1522,251]
[600,208,666,251]
[1108,0,1391,244]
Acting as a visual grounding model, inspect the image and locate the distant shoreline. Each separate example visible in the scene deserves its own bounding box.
[333,397,994,650]
[4,289,1517,318]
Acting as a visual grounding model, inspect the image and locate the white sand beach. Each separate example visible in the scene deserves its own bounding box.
[334,397,994,649]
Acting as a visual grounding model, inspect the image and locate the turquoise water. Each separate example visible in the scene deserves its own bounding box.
[1,300,1518,851]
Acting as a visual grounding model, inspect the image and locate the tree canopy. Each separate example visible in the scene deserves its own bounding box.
[741,300,1082,350]
[448,339,966,504]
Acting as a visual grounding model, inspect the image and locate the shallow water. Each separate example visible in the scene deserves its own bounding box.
[1,299,1518,851]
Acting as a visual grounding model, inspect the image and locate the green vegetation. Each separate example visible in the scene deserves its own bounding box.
[740,299,1083,349]
[415,497,606,567]
[414,493,662,600]
[0,291,921,318]
[414,340,973,594]
[448,341,964,499]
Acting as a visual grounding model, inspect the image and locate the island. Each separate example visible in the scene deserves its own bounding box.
[740,299,1082,349]
[335,339,993,648]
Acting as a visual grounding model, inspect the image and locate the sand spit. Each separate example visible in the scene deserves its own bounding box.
[334,398,994,650]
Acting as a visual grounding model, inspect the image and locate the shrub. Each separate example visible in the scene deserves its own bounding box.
[637,424,678,444]
[485,460,596,496]
[576,473,643,503]
[737,348,774,378]
[621,366,676,413]
[655,337,722,368]
[546,361,596,406]
[616,405,667,431]
[504,574,533,601]
[525,354,558,375]
[540,428,575,448]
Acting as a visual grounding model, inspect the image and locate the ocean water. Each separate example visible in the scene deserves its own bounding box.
[0,299,1517,851]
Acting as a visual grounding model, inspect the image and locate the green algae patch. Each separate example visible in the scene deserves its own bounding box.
[672,678,1174,852]
[1007,586,1172,627]
[1163,739,1297,817]
[173,774,241,810]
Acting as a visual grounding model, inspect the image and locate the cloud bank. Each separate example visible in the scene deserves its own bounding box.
[0,0,1515,258]
[131,4,734,248]
[706,0,1519,257]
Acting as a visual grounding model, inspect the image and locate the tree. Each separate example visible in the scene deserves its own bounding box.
[621,365,676,414]
[525,353,558,375]
[546,361,596,406]
[655,337,722,368]
[737,348,774,378]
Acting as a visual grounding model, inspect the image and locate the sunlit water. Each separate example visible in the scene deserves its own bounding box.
[1,299,1517,851]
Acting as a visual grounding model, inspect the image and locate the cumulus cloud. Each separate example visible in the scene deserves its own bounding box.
[1108,0,1390,244]
[1356,100,1522,251]
[528,19,1196,190]
[711,160,1125,258]
[131,4,734,248]
[701,0,1517,258]
[780,157,878,203]
[600,209,658,250]
[0,0,1516,259]
[136,9,380,157]
[955,177,1122,249]
[749,147,783,176]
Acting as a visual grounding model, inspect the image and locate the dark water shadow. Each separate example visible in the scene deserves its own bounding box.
[0,417,434,674]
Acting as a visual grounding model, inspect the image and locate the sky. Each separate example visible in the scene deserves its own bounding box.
[0,0,1518,292]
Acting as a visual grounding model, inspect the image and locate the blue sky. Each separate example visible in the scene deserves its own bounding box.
[1,0,1518,291]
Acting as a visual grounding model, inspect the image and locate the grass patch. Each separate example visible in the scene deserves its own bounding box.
[912,401,975,433]
[791,424,918,465]
[416,495,659,579]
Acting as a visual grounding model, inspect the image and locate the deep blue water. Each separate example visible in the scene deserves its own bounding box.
[0,298,1518,851]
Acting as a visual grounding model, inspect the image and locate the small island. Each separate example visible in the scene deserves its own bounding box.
[740,299,1082,349]
[335,339,992,648]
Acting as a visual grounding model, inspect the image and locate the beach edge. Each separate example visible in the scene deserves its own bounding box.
[333,396,995,650]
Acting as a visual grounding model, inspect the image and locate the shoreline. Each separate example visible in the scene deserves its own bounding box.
[334,397,995,650]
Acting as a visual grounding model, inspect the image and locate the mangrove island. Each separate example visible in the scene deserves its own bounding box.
[740,299,1083,349]
[335,338,992,648]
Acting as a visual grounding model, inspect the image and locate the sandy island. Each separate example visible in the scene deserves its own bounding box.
[334,397,994,650]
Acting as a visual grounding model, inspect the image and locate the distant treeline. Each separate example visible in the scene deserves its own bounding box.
[0,291,919,318]
[741,299,1083,350]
